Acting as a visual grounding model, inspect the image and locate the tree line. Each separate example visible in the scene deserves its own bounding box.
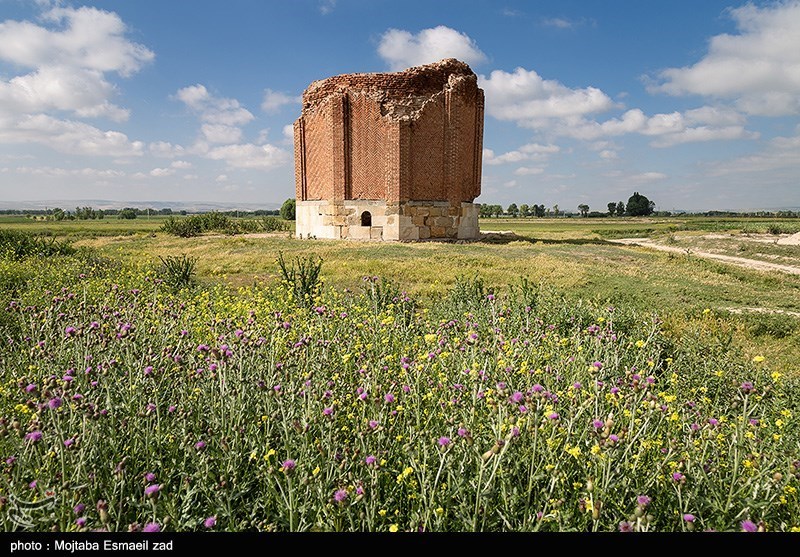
[484,192,660,218]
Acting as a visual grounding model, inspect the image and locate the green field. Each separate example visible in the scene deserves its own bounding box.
[2,215,799,531]
[19,215,790,372]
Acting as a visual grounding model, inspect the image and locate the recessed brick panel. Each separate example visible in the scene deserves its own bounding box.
[348,93,388,200]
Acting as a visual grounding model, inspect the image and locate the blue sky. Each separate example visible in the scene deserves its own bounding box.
[1,0,799,211]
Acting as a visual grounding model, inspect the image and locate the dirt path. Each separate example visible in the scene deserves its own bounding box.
[609,238,800,275]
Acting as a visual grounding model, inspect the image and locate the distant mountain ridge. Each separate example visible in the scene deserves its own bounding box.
[0,200,281,212]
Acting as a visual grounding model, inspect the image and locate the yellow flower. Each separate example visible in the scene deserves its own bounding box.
[752,355,765,363]
[389,524,399,532]
[635,340,645,348]
[435,507,444,517]
[312,466,320,476]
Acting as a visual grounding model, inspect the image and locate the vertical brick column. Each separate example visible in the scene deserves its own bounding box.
[472,90,484,201]
[293,118,307,201]
[331,93,349,202]
[444,88,457,205]
[387,121,411,203]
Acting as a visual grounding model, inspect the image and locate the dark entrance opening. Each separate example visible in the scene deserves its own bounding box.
[361,211,372,227]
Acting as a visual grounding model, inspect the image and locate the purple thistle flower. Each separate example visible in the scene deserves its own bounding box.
[145,473,156,483]
[509,391,524,404]
[333,489,348,503]
[63,438,75,448]
[708,418,719,426]
[72,394,83,400]
[609,434,619,443]
[610,387,620,395]
[368,420,378,429]
[741,520,758,532]
[683,514,695,523]
[457,428,468,437]
[76,517,87,528]
[194,440,206,450]
[25,431,43,443]
[637,495,651,507]
[592,361,603,370]
[168,405,176,413]
[365,455,377,465]
[29,480,37,489]
[144,366,153,376]
[672,472,686,483]
[384,393,395,404]
[204,516,217,529]
[282,459,296,471]
[618,521,634,532]
[142,522,160,533]
[487,294,495,301]
[25,383,37,393]
[547,412,559,420]
[740,381,755,394]
[532,384,544,393]
[323,407,333,416]
[144,484,161,498]
[74,503,85,515]
[65,326,77,336]
[592,419,604,429]
[48,397,62,410]
[438,436,451,447]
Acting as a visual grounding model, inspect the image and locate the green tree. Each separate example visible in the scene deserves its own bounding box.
[533,204,546,218]
[608,202,617,216]
[491,205,503,218]
[118,208,138,220]
[616,201,625,216]
[578,204,590,217]
[280,198,296,221]
[626,192,655,216]
[519,204,530,217]
[552,204,560,217]
[507,203,519,218]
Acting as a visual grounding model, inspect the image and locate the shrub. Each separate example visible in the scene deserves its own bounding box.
[0,230,75,260]
[158,254,198,289]
[276,251,323,307]
[262,217,290,232]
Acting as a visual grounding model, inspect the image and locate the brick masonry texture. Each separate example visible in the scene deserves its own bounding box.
[294,58,483,241]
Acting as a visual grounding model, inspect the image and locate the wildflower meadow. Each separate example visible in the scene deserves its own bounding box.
[1,242,799,532]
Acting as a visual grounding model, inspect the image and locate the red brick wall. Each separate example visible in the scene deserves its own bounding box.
[348,93,388,200]
[302,97,335,201]
[409,96,445,201]
[294,59,483,205]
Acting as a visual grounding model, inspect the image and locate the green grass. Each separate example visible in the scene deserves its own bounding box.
[1,249,799,531]
[4,216,800,373]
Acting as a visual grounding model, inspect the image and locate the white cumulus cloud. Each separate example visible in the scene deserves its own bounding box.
[206,143,290,169]
[0,5,153,154]
[479,67,616,125]
[261,89,300,113]
[378,26,487,71]
[651,1,800,116]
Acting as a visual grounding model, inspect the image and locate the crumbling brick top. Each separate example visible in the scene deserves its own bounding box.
[301,58,478,120]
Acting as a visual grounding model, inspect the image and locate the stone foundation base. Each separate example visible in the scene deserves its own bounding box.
[296,200,480,241]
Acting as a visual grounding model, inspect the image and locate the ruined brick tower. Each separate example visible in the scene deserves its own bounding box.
[293,58,483,240]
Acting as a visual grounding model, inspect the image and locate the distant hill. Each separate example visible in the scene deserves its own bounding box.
[0,200,281,212]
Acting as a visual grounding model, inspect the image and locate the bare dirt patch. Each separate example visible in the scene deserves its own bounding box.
[610,238,800,275]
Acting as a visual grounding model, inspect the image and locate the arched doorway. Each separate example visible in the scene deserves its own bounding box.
[361,211,372,227]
